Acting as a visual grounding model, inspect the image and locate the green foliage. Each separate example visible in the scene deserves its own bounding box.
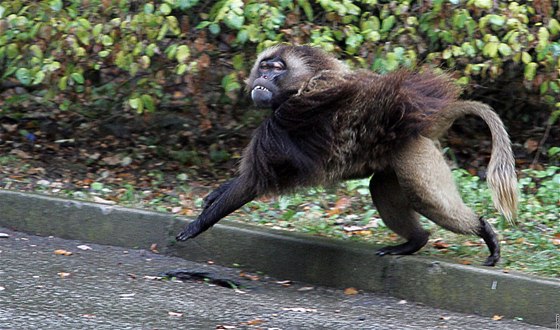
[0,0,558,120]
[0,0,200,113]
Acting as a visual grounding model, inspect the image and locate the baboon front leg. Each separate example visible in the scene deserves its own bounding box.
[393,137,500,266]
[176,177,256,241]
[370,171,430,256]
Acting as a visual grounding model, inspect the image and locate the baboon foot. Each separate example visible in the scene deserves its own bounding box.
[376,232,429,256]
[478,217,501,266]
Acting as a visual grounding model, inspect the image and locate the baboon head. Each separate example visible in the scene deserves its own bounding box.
[246,45,348,108]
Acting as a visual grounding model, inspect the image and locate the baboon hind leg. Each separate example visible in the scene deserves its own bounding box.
[393,137,500,266]
[370,171,430,256]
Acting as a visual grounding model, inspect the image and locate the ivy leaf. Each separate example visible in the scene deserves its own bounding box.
[483,42,498,58]
[50,0,63,11]
[71,72,84,84]
[225,13,244,30]
[129,97,144,113]
[474,0,492,9]
[141,94,156,112]
[101,35,113,46]
[33,71,46,85]
[498,43,512,56]
[381,15,395,33]
[144,3,155,14]
[524,62,538,81]
[298,0,314,21]
[209,23,220,35]
[15,68,32,85]
[176,45,190,63]
[58,76,68,90]
[159,3,172,15]
[77,28,90,45]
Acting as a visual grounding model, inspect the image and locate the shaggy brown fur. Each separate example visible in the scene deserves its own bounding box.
[177,45,518,266]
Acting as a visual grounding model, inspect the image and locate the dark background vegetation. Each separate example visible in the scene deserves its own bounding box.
[0,1,558,276]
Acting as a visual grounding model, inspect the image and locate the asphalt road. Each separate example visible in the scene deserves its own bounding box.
[0,227,545,330]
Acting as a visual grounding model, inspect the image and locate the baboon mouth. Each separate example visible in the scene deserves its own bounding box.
[251,85,273,107]
[252,85,270,93]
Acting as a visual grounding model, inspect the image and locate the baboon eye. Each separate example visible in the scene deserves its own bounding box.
[272,62,285,72]
[259,60,285,72]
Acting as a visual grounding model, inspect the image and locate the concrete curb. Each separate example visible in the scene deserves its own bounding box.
[0,190,557,328]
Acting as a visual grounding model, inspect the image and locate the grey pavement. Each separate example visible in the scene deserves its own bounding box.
[0,227,545,329]
[0,190,558,329]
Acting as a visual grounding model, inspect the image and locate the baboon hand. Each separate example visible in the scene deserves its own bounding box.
[176,220,203,241]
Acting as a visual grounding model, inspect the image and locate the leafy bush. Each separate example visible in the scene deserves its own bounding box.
[0,0,559,126]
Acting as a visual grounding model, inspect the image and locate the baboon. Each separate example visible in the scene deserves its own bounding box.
[176,45,518,266]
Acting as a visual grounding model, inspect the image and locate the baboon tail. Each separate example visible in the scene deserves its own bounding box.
[427,101,519,223]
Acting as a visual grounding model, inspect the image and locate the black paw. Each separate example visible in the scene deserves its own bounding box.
[478,217,500,267]
[176,222,202,241]
[482,253,500,266]
[376,243,419,256]
[376,233,429,256]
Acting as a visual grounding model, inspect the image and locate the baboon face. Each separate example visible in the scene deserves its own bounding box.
[246,45,348,108]
[249,56,286,108]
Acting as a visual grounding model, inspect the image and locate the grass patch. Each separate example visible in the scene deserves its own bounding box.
[1,157,558,277]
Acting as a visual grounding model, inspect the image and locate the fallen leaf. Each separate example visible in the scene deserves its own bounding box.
[119,293,135,299]
[150,243,159,253]
[297,286,315,292]
[388,233,399,241]
[459,259,472,265]
[348,230,372,237]
[2,124,17,132]
[552,233,560,246]
[239,272,260,281]
[282,307,317,313]
[54,249,73,256]
[92,196,116,205]
[57,272,71,278]
[492,314,504,321]
[168,311,183,317]
[432,240,450,249]
[343,225,367,232]
[463,240,482,246]
[143,275,162,280]
[244,319,264,326]
[102,155,122,165]
[344,287,359,295]
[524,139,539,153]
[327,197,351,216]
[10,149,32,159]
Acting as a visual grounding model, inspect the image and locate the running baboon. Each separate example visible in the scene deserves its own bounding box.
[176,45,518,266]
